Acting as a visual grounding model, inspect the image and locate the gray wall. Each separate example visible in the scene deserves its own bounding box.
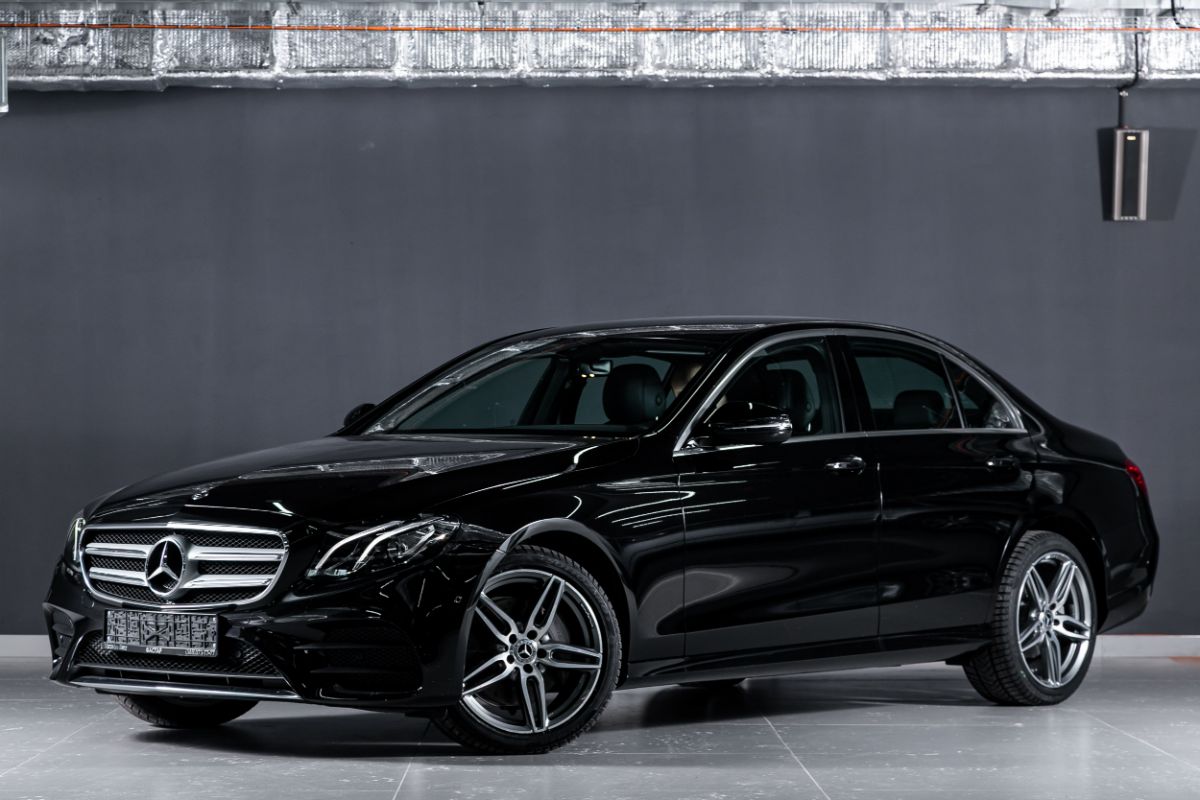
[1,86,1197,635]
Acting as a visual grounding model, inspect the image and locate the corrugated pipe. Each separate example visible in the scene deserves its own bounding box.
[3,2,1200,89]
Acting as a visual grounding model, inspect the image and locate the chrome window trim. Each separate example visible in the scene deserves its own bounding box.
[79,521,289,611]
[861,427,1030,439]
[673,327,1027,454]
[674,430,870,457]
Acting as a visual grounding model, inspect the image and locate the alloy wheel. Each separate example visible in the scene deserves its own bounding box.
[460,568,605,735]
[1015,551,1094,689]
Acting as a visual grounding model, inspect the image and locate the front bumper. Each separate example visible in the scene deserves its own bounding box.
[44,544,490,710]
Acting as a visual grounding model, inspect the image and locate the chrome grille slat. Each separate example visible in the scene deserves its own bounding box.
[89,567,149,587]
[86,521,280,536]
[182,574,274,589]
[188,546,285,562]
[85,543,153,559]
[80,522,288,609]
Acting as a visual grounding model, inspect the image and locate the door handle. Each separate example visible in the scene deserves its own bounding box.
[985,455,1020,471]
[825,456,866,474]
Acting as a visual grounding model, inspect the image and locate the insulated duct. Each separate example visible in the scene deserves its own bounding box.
[2,2,1200,88]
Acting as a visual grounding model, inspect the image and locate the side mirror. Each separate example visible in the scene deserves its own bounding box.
[343,402,377,429]
[697,401,793,445]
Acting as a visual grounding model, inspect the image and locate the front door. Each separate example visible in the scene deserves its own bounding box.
[677,336,881,667]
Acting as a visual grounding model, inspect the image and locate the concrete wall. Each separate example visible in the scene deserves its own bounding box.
[1,86,1196,635]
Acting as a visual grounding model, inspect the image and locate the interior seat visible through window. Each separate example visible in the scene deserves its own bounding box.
[601,364,666,426]
[846,337,961,431]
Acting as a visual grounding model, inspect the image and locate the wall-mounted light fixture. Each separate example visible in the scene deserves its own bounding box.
[1,35,8,117]
[1111,125,1150,222]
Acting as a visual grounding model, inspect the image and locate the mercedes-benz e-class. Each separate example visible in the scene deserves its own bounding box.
[45,319,1158,753]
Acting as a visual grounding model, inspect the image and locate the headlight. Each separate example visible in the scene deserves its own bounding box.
[307,516,457,578]
[67,513,86,564]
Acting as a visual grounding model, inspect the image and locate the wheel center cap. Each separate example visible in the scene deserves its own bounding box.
[511,639,537,664]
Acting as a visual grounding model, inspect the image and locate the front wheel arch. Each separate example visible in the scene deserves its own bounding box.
[437,544,622,753]
[464,520,633,685]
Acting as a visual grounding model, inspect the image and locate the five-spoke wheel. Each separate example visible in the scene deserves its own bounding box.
[1015,552,1094,689]
[462,569,605,734]
[434,546,621,753]
[963,531,1097,705]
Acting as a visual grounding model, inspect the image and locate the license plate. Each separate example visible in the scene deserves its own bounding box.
[104,610,219,658]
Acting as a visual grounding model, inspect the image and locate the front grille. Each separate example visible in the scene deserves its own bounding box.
[74,632,278,676]
[187,588,263,604]
[201,561,277,576]
[70,632,291,695]
[91,531,279,549]
[93,580,157,603]
[81,523,287,609]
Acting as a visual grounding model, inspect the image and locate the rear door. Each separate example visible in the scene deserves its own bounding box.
[678,335,881,665]
[841,335,1036,638]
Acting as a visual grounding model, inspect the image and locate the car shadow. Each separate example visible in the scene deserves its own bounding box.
[131,671,989,760]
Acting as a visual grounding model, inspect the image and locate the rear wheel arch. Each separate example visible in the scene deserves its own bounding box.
[1003,514,1109,628]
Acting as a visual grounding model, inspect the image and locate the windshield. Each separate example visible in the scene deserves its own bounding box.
[366,333,720,435]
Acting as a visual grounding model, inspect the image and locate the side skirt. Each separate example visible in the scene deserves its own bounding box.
[621,628,989,689]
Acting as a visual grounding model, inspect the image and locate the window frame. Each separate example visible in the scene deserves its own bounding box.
[674,332,856,453]
[839,333,1026,436]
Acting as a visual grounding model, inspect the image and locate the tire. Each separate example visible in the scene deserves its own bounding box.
[434,545,622,754]
[116,694,258,728]
[677,679,745,690]
[963,531,1097,706]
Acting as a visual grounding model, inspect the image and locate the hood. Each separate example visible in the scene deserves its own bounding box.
[91,433,635,526]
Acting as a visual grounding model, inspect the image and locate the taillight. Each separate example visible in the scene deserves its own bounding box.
[1125,459,1148,498]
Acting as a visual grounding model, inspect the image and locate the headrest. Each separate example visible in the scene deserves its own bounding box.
[893,389,946,429]
[723,368,766,405]
[764,369,816,431]
[603,364,666,426]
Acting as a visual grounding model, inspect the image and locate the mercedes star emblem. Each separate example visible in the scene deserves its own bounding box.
[145,535,188,600]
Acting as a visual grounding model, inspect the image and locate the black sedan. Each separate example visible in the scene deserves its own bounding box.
[44,318,1158,753]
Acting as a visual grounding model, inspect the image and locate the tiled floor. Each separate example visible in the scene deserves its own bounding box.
[2,657,1199,799]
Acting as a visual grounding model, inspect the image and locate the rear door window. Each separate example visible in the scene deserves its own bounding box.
[846,338,961,431]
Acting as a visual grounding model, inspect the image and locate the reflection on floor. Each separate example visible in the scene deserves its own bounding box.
[1,657,1198,799]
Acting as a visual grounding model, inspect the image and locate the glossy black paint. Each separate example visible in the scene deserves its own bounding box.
[44,318,1159,710]
[677,433,881,666]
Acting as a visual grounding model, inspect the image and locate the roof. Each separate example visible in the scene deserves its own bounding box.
[533,316,927,339]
